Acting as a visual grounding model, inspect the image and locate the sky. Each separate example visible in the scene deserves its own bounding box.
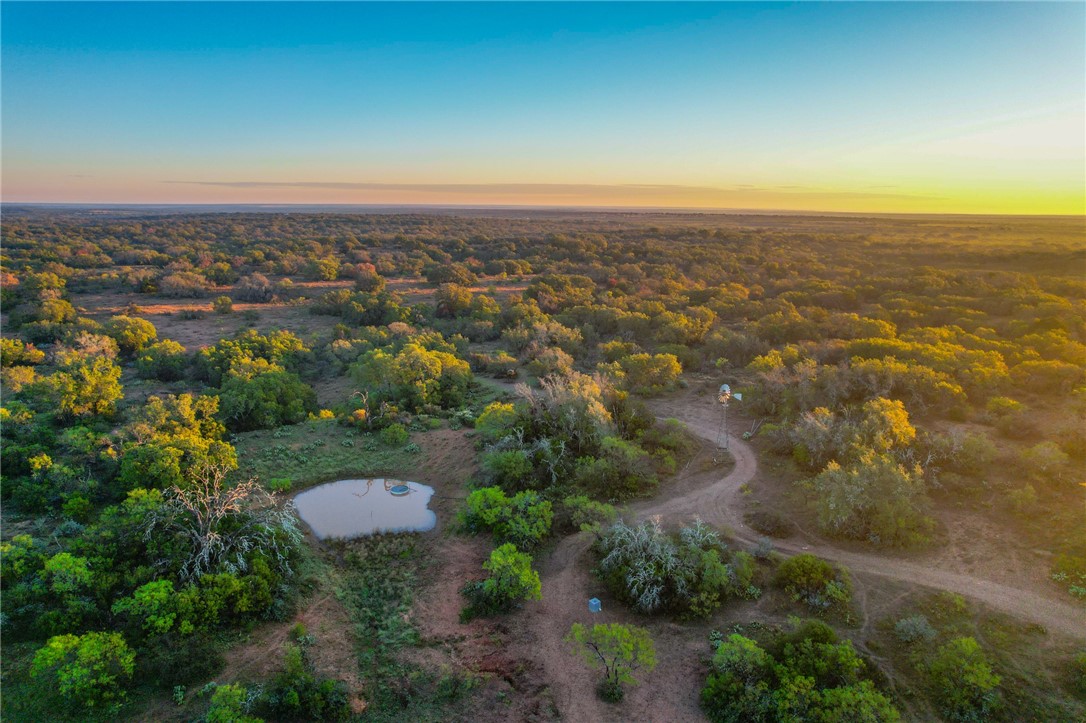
[2,2,1084,214]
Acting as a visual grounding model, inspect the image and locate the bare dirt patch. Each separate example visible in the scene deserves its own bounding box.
[71,291,340,350]
[217,590,361,696]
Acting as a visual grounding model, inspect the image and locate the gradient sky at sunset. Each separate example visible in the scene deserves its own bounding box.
[2,2,1083,213]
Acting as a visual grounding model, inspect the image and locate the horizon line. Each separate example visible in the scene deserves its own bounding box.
[2,202,1083,219]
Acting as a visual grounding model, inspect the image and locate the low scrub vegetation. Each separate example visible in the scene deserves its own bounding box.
[701,619,899,722]
[596,518,758,618]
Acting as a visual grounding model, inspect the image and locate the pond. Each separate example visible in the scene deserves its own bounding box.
[293,478,437,539]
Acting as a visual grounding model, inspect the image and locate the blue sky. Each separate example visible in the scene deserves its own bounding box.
[3,2,1083,212]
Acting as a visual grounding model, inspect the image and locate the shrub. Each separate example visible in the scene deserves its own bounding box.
[926,637,1000,722]
[136,339,189,381]
[379,422,410,446]
[745,510,795,538]
[103,315,158,356]
[894,614,937,644]
[1051,554,1086,599]
[0,338,45,366]
[159,271,211,298]
[809,451,933,547]
[461,543,541,619]
[213,295,234,314]
[1007,484,1038,515]
[235,273,274,303]
[557,495,617,534]
[701,623,899,723]
[566,623,656,703]
[218,360,317,431]
[268,477,293,493]
[597,519,755,617]
[30,631,136,708]
[206,683,262,723]
[473,401,518,443]
[461,487,553,551]
[258,643,351,721]
[774,553,852,614]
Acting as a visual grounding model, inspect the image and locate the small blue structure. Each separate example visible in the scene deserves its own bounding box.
[588,598,602,613]
[389,484,410,496]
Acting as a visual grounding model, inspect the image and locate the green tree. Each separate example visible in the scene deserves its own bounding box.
[701,634,774,722]
[103,315,158,356]
[111,580,182,634]
[926,637,1001,722]
[30,632,136,707]
[41,356,123,419]
[567,622,657,702]
[774,553,852,613]
[43,552,92,595]
[218,359,317,431]
[462,543,541,617]
[809,451,933,547]
[135,339,189,381]
[618,353,682,394]
[206,683,264,723]
[474,401,518,443]
[435,283,474,318]
[213,295,234,314]
[460,487,553,551]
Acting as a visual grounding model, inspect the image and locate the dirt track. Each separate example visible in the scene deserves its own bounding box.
[645,392,1085,641]
[524,387,1083,722]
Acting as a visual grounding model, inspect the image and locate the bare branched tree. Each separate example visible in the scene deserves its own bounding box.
[145,464,301,582]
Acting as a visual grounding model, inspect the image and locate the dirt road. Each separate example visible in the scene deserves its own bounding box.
[522,385,1082,722]
[645,393,1085,641]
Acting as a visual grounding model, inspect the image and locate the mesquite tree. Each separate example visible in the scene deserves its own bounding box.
[567,622,656,702]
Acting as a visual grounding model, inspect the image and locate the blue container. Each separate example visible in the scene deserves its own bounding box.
[588,598,602,613]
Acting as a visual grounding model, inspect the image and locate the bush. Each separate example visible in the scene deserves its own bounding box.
[379,422,410,446]
[0,338,45,366]
[460,487,553,551]
[745,510,795,538]
[257,643,351,721]
[461,543,541,619]
[597,519,756,618]
[213,295,234,314]
[1051,554,1086,599]
[926,637,1001,722]
[103,315,158,356]
[774,553,852,614]
[268,477,293,493]
[218,361,317,431]
[159,271,210,298]
[557,495,616,534]
[809,451,933,547]
[206,683,262,723]
[136,339,189,381]
[894,614,937,644]
[701,623,899,723]
[235,273,275,302]
[30,631,136,708]
[567,623,656,704]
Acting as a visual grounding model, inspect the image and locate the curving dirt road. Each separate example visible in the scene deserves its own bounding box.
[521,386,1082,722]
[645,393,1085,641]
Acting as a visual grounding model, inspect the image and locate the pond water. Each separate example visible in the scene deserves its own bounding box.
[293,478,437,539]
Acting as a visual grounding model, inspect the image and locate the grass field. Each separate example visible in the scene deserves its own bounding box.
[232,418,421,492]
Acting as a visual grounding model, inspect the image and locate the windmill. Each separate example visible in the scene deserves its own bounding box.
[716,383,742,455]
